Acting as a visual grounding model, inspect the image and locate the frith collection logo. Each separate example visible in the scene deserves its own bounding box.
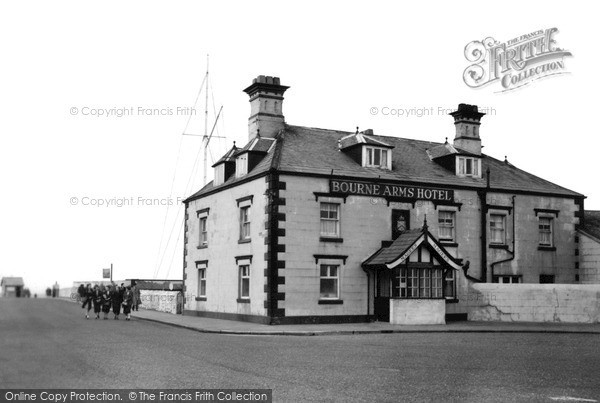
[463,28,572,92]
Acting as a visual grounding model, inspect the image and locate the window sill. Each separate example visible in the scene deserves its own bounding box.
[440,241,458,247]
[319,237,343,243]
[236,298,250,303]
[197,244,208,249]
[238,239,251,244]
[538,246,556,251]
[318,299,343,305]
[195,297,207,301]
[489,244,509,250]
[445,298,459,304]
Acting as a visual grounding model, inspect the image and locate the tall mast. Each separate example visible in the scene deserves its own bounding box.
[203,54,209,186]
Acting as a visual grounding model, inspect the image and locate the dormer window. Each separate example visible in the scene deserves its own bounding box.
[236,154,248,178]
[364,146,391,169]
[214,164,225,186]
[456,156,481,177]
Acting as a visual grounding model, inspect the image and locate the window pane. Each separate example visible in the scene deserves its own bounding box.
[381,150,388,167]
[539,218,552,245]
[458,158,465,174]
[466,158,473,174]
[438,211,455,240]
[320,279,338,298]
[241,278,249,297]
[320,203,340,236]
[374,149,380,166]
[490,215,505,243]
[444,270,455,297]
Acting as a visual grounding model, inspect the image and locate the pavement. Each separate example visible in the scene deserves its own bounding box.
[123,303,600,336]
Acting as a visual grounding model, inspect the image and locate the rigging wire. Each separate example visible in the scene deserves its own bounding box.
[153,73,207,279]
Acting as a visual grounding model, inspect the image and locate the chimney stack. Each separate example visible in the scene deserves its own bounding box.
[243,75,289,141]
[449,103,485,155]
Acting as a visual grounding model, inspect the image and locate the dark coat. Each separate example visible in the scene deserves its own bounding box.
[122,290,133,307]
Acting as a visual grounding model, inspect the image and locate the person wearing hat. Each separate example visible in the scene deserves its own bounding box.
[110,284,123,319]
[91,284,103,319]
[122,286,134,321]
[82,283,93,319]
[101,285,112,320]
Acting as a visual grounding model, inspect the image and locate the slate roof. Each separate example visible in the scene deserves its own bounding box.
[184,124,583,202]
[212,145,238,167]
[427,142,479,159]
[1,277,24,287]
[362,228,423,267]
[234,137,275,155]
[339,132,394,150]
[580,211,600,241]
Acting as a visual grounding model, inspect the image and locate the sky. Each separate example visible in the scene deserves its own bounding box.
[1,1,598,295]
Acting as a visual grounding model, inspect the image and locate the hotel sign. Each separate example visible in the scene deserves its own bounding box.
[330,179,454,202]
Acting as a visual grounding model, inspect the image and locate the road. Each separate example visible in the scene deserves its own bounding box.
[1,298,599,402]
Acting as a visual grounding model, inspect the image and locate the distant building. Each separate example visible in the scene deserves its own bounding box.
[1,277,25,297]
[182,75,585,325]
[579,211,600,284]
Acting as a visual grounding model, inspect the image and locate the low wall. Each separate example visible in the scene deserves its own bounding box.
[467,283,600,323]
[140,290,182,314]
[390,299,446,325]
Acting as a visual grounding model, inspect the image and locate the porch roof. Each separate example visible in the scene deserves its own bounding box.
[362,222,463,270]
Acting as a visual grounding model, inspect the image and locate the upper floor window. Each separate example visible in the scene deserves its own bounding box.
[457,156,481,177]
[199,217,208,246]
[490,214,506,244]
[196,208,210,248]
[539,217,553,246]
[320,202,340,237]
[364,147,391,169]
[240,206,251,241]
[438,211,455,242]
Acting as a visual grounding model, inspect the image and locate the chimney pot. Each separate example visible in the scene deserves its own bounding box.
[244,75,289,141]
[450,103,485,155]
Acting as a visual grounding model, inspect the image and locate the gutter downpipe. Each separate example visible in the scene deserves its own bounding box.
[477,167,490,283]
[468,168,491,283]
[490,195,517,279]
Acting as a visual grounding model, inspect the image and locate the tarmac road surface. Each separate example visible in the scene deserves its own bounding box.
[1,298,599,402]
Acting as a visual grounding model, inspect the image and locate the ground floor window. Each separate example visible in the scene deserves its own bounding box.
[320,264,339,299]
[492,275,521,284]
[539,274,555,284]
[444,270,456,298]
[197,265,206,298]
[393,267,443,298]
[239,265,250,299]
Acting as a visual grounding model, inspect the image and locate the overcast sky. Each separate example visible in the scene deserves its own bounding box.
[1,1,597,295]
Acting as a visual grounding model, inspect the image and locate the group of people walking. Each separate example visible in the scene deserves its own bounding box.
[77,283,141,321]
